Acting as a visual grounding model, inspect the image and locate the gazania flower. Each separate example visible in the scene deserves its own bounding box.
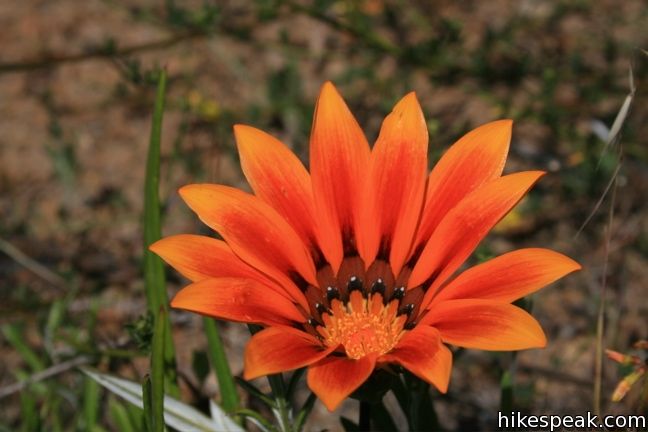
[151,82,580,411]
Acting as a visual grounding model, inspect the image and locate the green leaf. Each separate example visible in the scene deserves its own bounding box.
[350,369,394,404]
[403,372,441,431]
[204,318,239,415]
[294,392,316,432]
[143,68,178,396]
[235,377,275,407]
[83,368,244,432]
[151,306,167,432]
[286,368,305,400]
[232,408,275,432]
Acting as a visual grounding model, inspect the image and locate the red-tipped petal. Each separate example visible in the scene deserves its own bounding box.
[150,234,271,284]
[310,82,370,272]
[357,92,428,274]
[179,184,315,307]
[410,171,545,304]
[171,278,305,326]
[432,248,581,304]
[381,326,452,393]
[423,299,547,350]
[307,354,376,411]
[411,120,512,259]
[234,125,319,253]
[244,327,333,379]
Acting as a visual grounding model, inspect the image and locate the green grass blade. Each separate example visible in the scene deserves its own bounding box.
[109,398,136,432]
[1,324,46,372]
[83,375,101,430]
[143,68,178,396]
[151,306,167,432]
[203,318,240,416]
[126,402,145,431]
[142,376,153,432]
[20,389,40,432]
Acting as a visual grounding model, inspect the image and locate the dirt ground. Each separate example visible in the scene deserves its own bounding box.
[0,1,647,430]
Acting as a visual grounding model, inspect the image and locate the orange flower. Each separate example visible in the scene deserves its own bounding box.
[151,82,580,411]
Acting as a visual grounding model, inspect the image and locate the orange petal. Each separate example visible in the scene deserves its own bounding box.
[179,184,315,307]
[357,93,428,274]
[310,82,370,272]
[150,234,271,284]
[307,354,376,411]
[432,248,581,304]
[422,299,547,350]
[381,326,452,393]
[234,125,319,254]
[244,326,333,380]
[410,171,545,304]
[170,277,305,326]
[411,120,512,260]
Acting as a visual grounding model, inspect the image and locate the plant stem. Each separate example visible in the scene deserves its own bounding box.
[144,69,178,397]
[359,400,371,431]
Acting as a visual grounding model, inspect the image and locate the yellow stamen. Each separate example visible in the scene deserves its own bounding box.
[320,291,407,359]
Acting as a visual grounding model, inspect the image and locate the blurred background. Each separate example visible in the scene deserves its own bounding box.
[0,0,647,430]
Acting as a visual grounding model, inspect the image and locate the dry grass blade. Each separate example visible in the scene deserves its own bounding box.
[589,66,636,418]
[0,238,67,289]
[0,31,204,74]
[600,67,636,156]
[593,176,617,417]
[0,356,90,399]
[576,66,635,238]
[575,161,622,238]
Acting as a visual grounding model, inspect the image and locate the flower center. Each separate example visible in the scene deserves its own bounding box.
[302,256,425,359]
[318,291,407,359]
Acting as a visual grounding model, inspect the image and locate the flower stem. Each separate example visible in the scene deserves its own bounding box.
[359,400,371,431]
[273,395,292,432]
